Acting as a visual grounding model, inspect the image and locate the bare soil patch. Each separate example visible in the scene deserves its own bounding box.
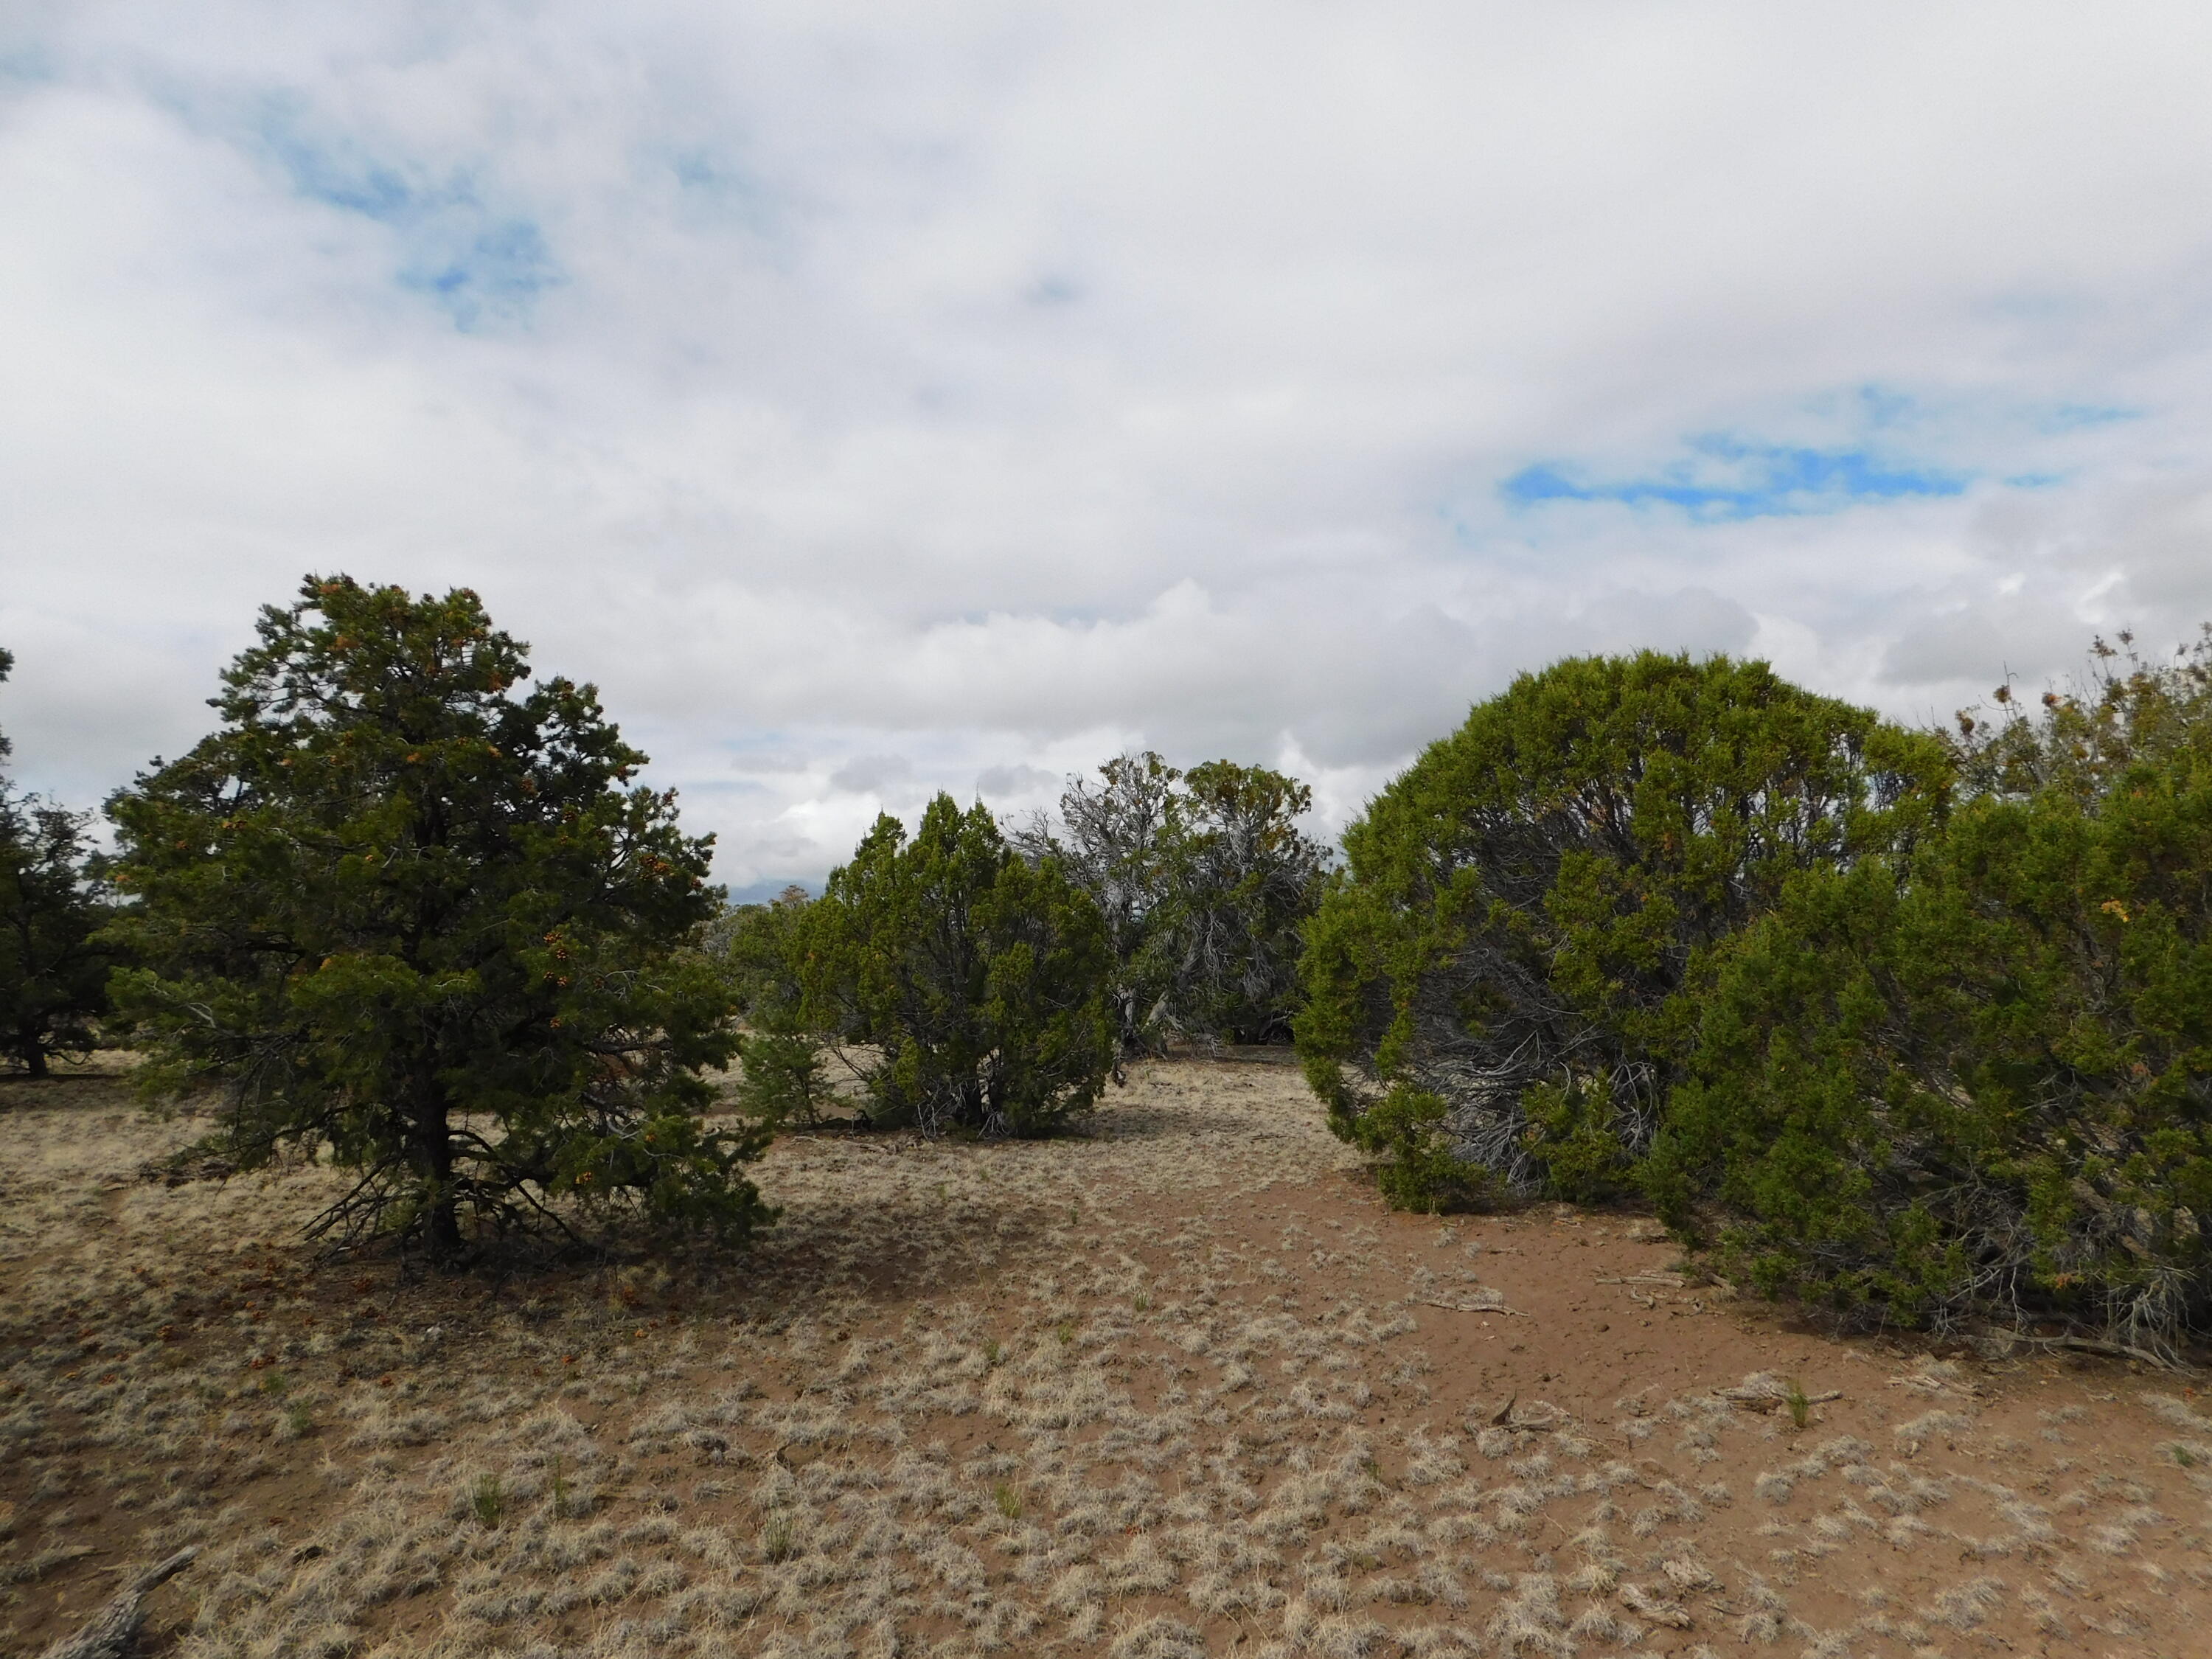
[2,1057,2208,1657]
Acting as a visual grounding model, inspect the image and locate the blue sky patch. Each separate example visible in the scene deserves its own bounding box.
[2045,403,2140,431]
[1503,434,1969,521]
[245,97,563,329]
[396,218,562,330]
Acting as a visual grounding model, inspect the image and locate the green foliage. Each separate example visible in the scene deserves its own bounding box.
[1783,1379,1810,1431]
[0,650,119,1077]
[800,794,1113,1136]
[731,1030,835,1128]
[761,1512,796,1562]
[103,575,765,1259]
[1296,650,1948,1208]
[1328,1082,1492,1212]
[1018,752,1329,1053]
[1518,1077,1636,1205]
[1652,665,2212,1350]
[1949,624,2212,805]
[712,884,814,1030]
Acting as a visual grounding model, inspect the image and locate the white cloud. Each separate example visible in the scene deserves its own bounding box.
[8,4,2212,886]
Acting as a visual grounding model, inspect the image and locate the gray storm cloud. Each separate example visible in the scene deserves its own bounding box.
[7,3,2212,891]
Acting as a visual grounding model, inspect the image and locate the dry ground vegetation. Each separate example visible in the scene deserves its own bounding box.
[3,1058,2211,1659]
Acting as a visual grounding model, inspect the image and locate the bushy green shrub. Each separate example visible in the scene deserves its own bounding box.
[1652,631,2212,1351]
[104,577,764,1258]
[1295,651,1947,1207]
[801,794,1113,1136]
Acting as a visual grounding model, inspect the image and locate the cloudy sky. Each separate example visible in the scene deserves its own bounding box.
[7,4,2212,895]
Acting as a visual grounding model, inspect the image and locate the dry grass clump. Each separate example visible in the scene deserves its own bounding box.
[4,1057,2209,1655]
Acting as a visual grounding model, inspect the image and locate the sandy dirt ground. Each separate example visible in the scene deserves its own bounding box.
[2,1055,2208,1658]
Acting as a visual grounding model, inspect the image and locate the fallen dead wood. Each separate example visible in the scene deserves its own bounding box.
[1711,1386,1842,1413]
[2010,1333,2188,1371]
[39,1546,197,1659]
[1617,1582,1692,1628]
[1485,1394,1571,1431]
[1414,1294,1526,1317]
[1596,1273,1687,1288]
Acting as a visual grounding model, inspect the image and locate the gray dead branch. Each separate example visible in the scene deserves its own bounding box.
[38,1546,197,1659]
[1413,1293,1525,1316]
[1618,1581,1694,1627]
[2008,1332,2189,1371]
[1711,1384,1842,1413]
[1481,1393,1573,1431]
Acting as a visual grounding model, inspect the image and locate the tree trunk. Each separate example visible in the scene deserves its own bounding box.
[411,1073,463,1259]
[38,1546,196,1659]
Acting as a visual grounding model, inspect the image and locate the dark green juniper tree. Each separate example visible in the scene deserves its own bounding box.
[800,794,1113,1136]
[0,648,119,1077]
[1651,629,2212,1352]
[1295,651,1949,1208]
[105,577,765,1259]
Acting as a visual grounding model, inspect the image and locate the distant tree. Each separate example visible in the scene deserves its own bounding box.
[0,648,118,1077]
[1296,652,1950,1207]
[713,884,815,1032]
[0,796,116,1078]
[712,886,836,1128]
[802,794,1113,1136]
[105,577,763,1259]
[1015,752,1329,1055]
[1015,752,1178,1055]
[1149,760,1332,1044]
